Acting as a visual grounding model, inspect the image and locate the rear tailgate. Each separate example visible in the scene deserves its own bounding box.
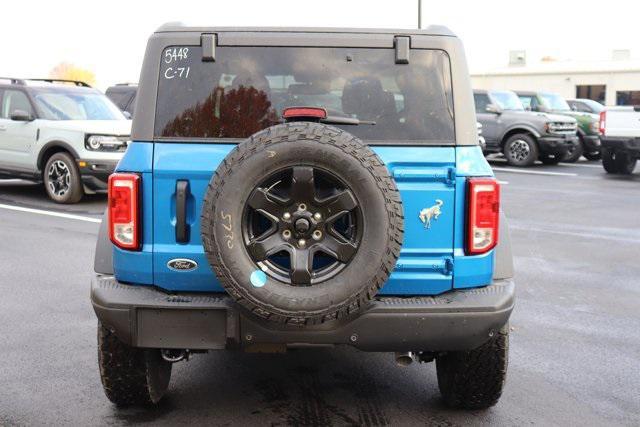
[151,143,457,295]
[604,106,640,138]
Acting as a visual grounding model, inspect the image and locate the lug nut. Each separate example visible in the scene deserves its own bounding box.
[298,239,306,247]
[313,212,322,220]
[283,230,291,239]
[312,230,322,240]
[298,203,307,211]
[283,212,291,220]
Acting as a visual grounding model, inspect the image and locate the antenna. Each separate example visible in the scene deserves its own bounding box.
[418,0,422,29]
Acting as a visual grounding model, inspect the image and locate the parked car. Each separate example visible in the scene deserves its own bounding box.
[516,91,600,162]
[565,98,605,161]
[477,122,486,151]
[474,89,578,166]
[0,78,131,203]
[105,83,137,117]
[567,98,604,115]
[599,106,640,174]
[91,24,515,409]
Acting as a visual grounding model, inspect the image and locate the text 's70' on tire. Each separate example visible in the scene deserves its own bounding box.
[201,122,404,325]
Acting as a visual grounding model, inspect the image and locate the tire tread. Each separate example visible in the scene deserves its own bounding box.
[436,325,509,410]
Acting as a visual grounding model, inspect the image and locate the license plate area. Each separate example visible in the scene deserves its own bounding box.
[136,308,227,349]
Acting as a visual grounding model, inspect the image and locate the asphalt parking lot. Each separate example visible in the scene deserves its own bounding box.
[0,160,639,426]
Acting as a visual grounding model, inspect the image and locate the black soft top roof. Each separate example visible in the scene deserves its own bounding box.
[155,23,457,38]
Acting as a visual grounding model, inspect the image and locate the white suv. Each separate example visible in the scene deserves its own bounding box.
[0,78,131,203]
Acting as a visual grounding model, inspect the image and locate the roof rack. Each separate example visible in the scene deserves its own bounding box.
[0,77,91,87]
[115,82,138,86]
[27,78,91,87]
[0,77,26,85]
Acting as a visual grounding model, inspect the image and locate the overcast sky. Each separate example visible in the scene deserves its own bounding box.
[1,0,637,89]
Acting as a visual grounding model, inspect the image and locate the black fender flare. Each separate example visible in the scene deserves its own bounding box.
[37,140,81,171]
[493,210,514,280]
[94,210,114,275]
[500,125,541,147]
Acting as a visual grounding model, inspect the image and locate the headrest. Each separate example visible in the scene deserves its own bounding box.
[230,73,270,93]
[341,77,386,120]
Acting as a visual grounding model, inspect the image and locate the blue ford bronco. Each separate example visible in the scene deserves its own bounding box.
[92,24,515,409]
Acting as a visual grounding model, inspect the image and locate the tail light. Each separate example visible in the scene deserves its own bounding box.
[599,111,606,136]
[466,178,500,255]
[108,173,140,250]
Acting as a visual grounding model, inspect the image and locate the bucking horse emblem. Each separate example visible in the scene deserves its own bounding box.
[419,200,443,229]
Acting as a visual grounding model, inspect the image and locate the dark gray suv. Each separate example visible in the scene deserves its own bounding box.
[474,89,578,166]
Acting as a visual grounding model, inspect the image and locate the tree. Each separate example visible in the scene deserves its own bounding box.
[49,62,96,86]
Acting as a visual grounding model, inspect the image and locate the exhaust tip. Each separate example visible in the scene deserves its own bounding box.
[161,349,187,363]
[395,351,414,367]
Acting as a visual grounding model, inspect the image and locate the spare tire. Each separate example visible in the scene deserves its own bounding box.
[201,122,403,325]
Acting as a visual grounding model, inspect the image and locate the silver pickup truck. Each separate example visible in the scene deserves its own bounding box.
[600,106,640,175]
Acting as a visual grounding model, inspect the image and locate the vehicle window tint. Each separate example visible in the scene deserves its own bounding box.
[1,90,33,118]
[518,95,533,109]
[125,94,136,114]
[107,91,132,111]
[155,46,454,143]
[474,93,491,113]
[33,89,124,120]
[575,102,591,113]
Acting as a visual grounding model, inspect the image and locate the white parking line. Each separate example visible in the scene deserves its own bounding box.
[492,167,578,177]
[0,203,102,223]
[0,179,30,183]
[498,180,509,185]
[559,162,603,169]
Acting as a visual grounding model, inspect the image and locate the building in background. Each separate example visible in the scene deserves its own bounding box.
[471,50,640,106]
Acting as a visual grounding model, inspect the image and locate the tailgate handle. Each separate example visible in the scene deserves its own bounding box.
[176,180,190,243]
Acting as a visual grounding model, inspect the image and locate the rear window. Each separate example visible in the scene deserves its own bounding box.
[155,46,454,143]
[106,90,133,111]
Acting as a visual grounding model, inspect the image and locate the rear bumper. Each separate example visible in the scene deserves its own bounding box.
[91,275,515,352]
[78,159,118,192]
[538,135,577,155]
[601,137,640,156]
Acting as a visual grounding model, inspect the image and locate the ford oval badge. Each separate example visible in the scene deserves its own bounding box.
[167,258,198,272]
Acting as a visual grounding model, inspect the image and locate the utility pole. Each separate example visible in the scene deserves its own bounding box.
[418,0,422,29]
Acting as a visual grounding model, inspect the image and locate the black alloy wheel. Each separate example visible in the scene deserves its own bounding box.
[243,166,363,286]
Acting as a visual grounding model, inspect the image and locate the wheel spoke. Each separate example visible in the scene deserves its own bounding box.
[318,233,357,263]
[247,188,287,216]
[317,190,357,216]
[247,232,286,261]
[290,166,315,202]
[290,248,313,285]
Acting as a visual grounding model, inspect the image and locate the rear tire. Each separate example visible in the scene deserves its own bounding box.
[98,323,172,406]
[614,152,637,175]
[602,148,619,173]
[503,134,538,167]
[43,152,84,204]
[436,325,509,410]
